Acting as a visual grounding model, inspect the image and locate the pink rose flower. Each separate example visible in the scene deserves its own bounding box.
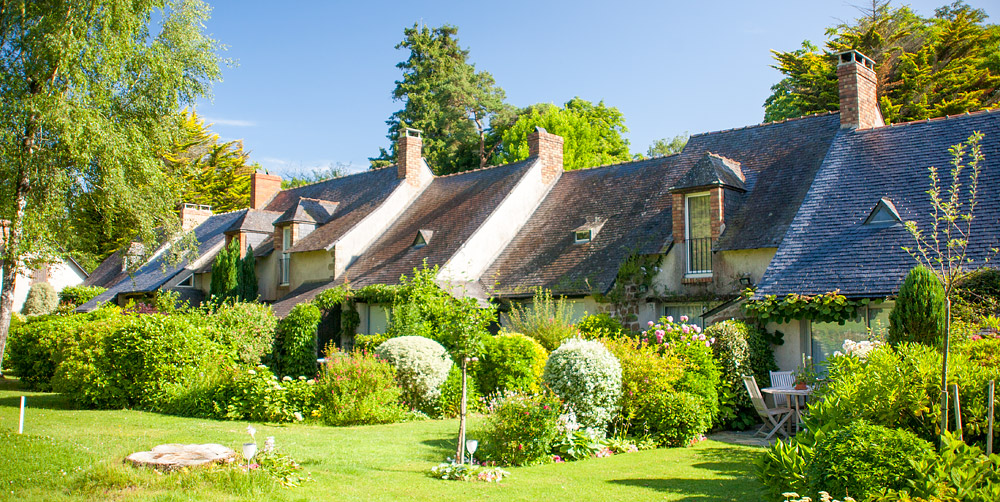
[680,335,686,341]
[666,316,674,323]
[682,326,690,334]
[647,321,655,327]
[705,340,711,347]
[680,315,689,322]
[656,333,664,344]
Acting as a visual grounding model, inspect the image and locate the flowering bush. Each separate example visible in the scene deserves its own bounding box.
[601,336,684,433]
[375,335,453,413]
[314,351,406,425]
[638,316,721,423]
[430,462,510,482]
[478,392,563,466]
[543,338,622,429]
[833,339,883,359]
[479,333,548,395]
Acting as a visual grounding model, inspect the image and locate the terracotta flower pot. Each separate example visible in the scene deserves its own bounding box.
[794,383,808,390]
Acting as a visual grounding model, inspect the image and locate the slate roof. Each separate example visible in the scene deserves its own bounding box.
[482,113,842,297]
[265,167,403,254]
[82,248,128,289]
[273,198,339,226]
[680,112,841,251]
[757,110,1000,298]
[225,208,281,234]
[344,160,535,287]
[483,156,681,297]
[77,211,244,311]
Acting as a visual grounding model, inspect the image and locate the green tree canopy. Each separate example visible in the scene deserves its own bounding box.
[644,133,689,158]
[496,98,632,170]
[763,1,1000,124]
[0,0,224,374]
[371,23,514,174]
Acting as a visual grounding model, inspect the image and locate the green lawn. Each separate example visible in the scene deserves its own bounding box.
[0,378,764,501]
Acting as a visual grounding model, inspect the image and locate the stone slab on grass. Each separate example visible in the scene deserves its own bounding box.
[126,443,236,471]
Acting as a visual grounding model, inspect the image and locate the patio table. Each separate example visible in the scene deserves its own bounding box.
[760,386,812,433]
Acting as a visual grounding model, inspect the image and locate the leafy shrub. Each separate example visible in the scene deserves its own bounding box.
[198,364,297,422]
[478,392,562,466]
[430,462,510,482]
[638,391,711,446]
[375,335,452,413]
[707,319,777,429]
[756,437,813,501]
[952,267,1000,322]
[208,301,277,365]
[889,266,946,347]
[543,338,622,429]
[276,303,321,378]
[21,282,58,316]
[576,313,624,338]
[58,285,105,309]
[552,426,606,461]
[806,420,933,500]
[638,316,722,424]
[479,333,547,395]
[101,313,229,409]
[355,333,390,353]
[602,336,684,433]
[505,288,578,351]
[314,351,406,425]
[873,432,1000,502]
[437,363,483,418]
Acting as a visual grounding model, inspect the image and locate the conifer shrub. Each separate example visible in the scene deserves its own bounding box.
[479,333,548,395]
[889,266,945,347]
[375,335,453,413]
[275,303,321,379]
[543,338,622,429]
[21,282,58,316]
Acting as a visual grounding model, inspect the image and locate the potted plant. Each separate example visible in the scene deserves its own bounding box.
[793,355,817,390]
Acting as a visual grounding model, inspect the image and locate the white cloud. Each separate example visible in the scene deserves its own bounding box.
[201,116,256,127]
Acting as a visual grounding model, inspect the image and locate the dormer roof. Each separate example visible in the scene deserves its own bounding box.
[863,197,901,225]
[670,152,746,192]
[274,197,339,225]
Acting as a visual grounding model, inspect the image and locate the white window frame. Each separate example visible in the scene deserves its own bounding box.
[685,192,712,277]
[574,229,592,244]
[177,273,194,288]
[280,226,292,286]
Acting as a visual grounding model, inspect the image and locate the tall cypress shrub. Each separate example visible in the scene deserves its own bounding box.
[238,244,257,302]
[889,266,946,347]
[210,239,239,301]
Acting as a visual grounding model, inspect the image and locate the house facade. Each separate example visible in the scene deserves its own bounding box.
[82,50,1000,371]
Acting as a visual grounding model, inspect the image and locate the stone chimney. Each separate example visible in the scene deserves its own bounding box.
[528,127,564,184]
[251,172,282,210]
[837,50,884,129]
[179,203,213,231]
[397,128,423,186]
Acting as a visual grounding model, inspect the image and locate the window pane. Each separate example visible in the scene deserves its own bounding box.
[687,195,711,238]
[663,305,704,329]
[811,317,868,367]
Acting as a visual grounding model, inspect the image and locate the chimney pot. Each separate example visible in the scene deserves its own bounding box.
[837,49,884,129]
[179,203,213,231]
[251,172,283,210]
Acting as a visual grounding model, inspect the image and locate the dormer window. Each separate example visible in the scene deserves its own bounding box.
[573,217,606,245]
[177,274,194,288]
[412,229,434,249]
[864,198,901,226]
[685,193,712,276]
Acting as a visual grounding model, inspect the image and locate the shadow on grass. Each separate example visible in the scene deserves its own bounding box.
[0,379,76,410]
[608,447,762,501]
[421,436,457,461]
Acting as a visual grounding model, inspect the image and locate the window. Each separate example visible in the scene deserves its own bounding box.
[574,230,592,243]
[177,274,194,288]
[663,304,705,329]
[280,226,291,285]
[810,305,890,367]
[412,229,433,249]
[685,193,712,275]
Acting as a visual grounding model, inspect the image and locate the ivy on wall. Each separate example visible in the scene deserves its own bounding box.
[313,284,402,344]
[742,288,879,325]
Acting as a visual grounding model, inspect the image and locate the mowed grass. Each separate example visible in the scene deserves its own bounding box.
[0,378,764,501]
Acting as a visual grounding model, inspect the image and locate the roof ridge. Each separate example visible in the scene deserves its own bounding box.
[434,158,532,178]
[857,108,1000,132]
[280,164,391,190]
[690,110,839,138]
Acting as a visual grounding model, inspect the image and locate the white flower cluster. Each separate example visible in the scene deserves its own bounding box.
[833,339,883,360]
[376,336,453,407]
[543,338,622,429]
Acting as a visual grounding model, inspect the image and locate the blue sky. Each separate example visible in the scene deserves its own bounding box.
[194,0,974,177]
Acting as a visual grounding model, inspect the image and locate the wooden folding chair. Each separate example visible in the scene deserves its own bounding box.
[769,370,794,407]
[743,375,792,440]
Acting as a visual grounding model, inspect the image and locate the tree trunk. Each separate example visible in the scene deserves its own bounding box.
[479,131,487,170]
[939,296,952,444]
[456,358,468,463]
[0,176,28,377]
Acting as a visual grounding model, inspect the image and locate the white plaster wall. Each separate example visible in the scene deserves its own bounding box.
[1,260,86,313]
[289,250,334,291]
[256,252,278,301]
[715,248,776,291]
[768,319,809,372]
[333,161,434,278]
[439,158,552,282]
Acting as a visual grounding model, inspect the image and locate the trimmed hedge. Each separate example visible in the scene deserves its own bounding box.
[479,333,547,395]
[275,303,321,378]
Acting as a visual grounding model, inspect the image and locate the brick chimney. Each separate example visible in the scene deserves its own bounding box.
[397,128,423,186]
[179,203,213,231]
[837,50,884,129]
[528,127,564,184]
[251,172,282,209]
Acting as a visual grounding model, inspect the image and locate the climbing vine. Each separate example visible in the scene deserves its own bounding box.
[312,284,402,345]
[742,289,878,324]
[599,253,663,305]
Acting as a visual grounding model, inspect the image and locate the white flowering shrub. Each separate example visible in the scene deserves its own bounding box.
[833,339,884,360]
[376,336,453,413]
[543,338,622,429]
